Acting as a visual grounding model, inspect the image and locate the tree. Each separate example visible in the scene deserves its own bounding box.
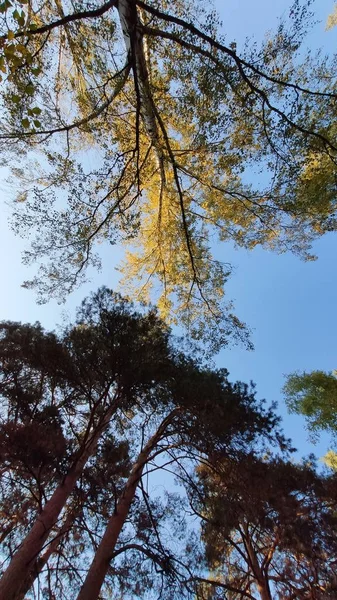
[283,370,337,439]
[0,287,173,598]
[0,287,282,600]
[1,0,337,350]
[191,454,337,600]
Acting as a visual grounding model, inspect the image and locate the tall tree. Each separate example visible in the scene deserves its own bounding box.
[0,0,337,349]
[192,454,337,600]
[0,288,281,600]
[0,288,173,599]
[283,370,337,439]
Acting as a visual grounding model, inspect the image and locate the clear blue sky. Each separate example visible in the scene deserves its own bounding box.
[0,0,336,459]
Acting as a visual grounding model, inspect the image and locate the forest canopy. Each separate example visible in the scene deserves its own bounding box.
[0,288,288,599]
[0,0,337,350]
[0,289,336,599]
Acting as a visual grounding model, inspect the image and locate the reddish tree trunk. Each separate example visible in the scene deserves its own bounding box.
[256,580,273,600]
[243,527,273,600]
[77,409,180,600]
[0,400,118,600]
[16,509,76,600]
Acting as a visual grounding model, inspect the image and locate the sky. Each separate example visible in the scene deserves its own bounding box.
[0,0,336,460]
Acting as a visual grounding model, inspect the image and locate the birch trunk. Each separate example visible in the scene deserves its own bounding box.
[117,0,166,178]
[76,408,180,600]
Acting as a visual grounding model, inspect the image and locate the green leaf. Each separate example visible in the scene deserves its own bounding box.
[11,94,21,103]
[33,120,41,128]
[21,118,30,129]
[25,83,34,95]
[31,106,41,115]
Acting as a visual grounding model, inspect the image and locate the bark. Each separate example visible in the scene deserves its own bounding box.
[117,0,166,179]
[16,508,76,600]
[243,526,273,600]
[76,408,181,600]
[256,579,273,600]
[0,396,120,600]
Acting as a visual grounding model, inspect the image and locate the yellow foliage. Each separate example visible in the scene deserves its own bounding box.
[322,450,337,471]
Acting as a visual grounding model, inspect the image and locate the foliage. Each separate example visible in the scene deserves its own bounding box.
[0,288,282,600]
[193,454,337,599]
[0,0,337,350]
[326,3,337,30]
[283,370,337,438]
[323,449,337,470]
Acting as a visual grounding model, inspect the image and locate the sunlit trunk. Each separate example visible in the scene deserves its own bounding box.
[0,398,119,600]
[243,526,273,600]
[117,0,166,178]
[76,409,180,600]
[16,509,76,600]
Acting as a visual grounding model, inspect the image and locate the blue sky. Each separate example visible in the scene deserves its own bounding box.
[0,0,336,459]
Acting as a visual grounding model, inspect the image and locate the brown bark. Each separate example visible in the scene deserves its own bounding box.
[256,580,273,600]
[16,508,76,600]
[118,0,166,181]
[76,408,181,600]
[0,397,119,600]
[242,525,273,600]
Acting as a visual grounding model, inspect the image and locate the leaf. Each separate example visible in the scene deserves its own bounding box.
[25,84,34,95]
[7,31,15,41]
[15,44,26,55]
[33,120,41,128]
[21,118,30,129]
[31,106,41,115]
[4,44,15,56]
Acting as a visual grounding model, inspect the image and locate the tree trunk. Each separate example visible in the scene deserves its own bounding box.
[76,408,180,600]
[16,508,76,600]
[117,0,166,179]
[242,526,273,600]
[256,580,273,600]
[0,398,119,600]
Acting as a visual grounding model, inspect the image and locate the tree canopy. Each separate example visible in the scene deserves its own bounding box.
[0,288,283,600]
[193,454,337,599]
[283,369,337,438]
[1,0,337,349]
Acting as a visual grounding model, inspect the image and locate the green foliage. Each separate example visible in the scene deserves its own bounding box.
[283,370,337,437]
[0,288,283,599]
[322,449,337,470]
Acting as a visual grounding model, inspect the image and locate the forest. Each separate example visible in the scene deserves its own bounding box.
[0,0,337,598]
